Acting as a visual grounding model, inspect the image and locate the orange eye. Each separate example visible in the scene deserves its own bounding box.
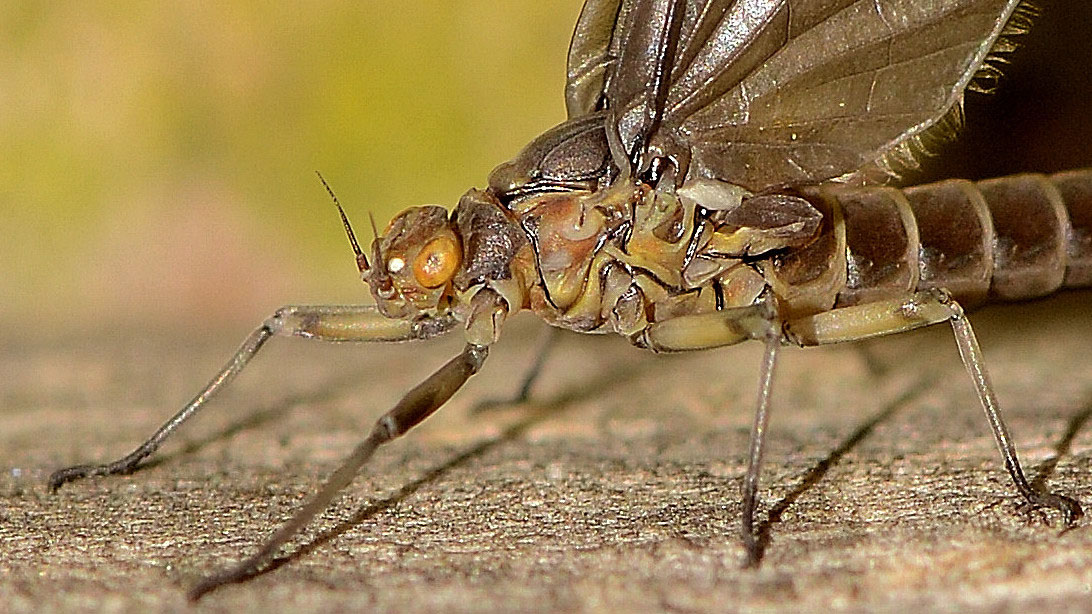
[412,236,460,288]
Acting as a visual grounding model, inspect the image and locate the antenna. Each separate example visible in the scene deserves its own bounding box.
[316,171,369,273]
[368,211,381,244]
[368,211,385,269]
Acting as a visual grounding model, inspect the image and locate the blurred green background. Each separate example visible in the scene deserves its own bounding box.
[1,2,583,333]
[1,1,1089,335]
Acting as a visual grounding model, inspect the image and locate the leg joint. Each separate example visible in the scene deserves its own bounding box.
[464,344,490,373]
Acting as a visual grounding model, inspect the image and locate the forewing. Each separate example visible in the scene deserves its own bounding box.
[569,0,1024,192]
[566,0,623,117]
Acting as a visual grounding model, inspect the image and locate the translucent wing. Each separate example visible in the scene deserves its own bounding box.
[566,0,624,118]
[565,0,1026,192]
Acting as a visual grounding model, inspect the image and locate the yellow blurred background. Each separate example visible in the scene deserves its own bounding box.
[2,1,1088,336]
[1,2,582,333]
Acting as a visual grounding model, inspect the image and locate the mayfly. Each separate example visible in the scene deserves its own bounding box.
[49,0,1091,600]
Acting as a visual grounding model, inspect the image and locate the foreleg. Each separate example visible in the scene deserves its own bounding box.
[48,305,456,491]
[188,288,511,599]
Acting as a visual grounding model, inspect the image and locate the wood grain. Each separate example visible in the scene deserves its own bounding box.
[2,294,1090,613]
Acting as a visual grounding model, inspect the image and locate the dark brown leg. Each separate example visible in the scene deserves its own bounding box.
[633,300,782,563]
[188,343,489,600]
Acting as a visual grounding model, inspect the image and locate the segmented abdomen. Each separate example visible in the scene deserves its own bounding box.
[832,169,1092,308]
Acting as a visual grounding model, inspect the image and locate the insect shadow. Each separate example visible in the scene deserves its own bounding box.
[751,375,1092,562]
[1030,394,1092,498]
[749,376,935,563]
[138,369,374,471]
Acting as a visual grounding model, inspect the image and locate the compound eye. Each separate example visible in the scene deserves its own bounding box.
[412,236,460,288]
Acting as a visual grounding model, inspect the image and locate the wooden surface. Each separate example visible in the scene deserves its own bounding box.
[2,294,1091,613]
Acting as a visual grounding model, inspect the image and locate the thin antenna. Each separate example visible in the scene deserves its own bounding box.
[316,171,369,273]
[368,211,381,244]
[368,211,384,269]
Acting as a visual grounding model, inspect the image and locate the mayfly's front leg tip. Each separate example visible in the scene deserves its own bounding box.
[48,457,140,492]
[46,464,90,493]
[45,474,65,493]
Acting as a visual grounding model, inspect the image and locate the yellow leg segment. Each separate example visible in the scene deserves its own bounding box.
[785,289,955,346]
[639,302,775,352]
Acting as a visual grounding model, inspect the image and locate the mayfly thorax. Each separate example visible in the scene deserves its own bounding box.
[48,0,1092,600]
